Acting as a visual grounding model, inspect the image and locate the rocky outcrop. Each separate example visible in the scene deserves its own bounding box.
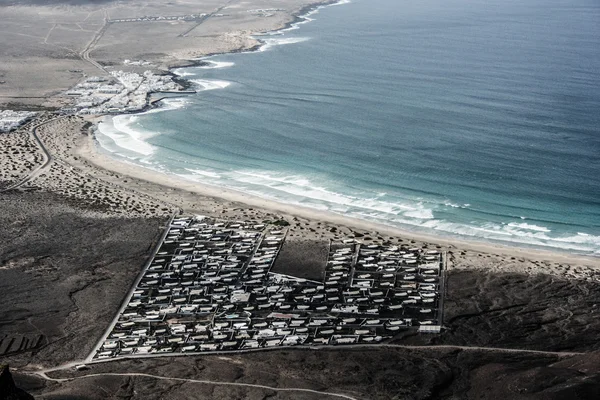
[0,365,34,400]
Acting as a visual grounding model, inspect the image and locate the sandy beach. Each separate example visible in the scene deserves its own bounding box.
[5,113,599,278]
[2,1,600,398]
[2,0,592,270]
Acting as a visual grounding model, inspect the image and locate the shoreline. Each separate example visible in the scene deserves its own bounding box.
[3,1,600,397]
[64,0,341,122]
[78,130,600,268]
[87,0,600,263]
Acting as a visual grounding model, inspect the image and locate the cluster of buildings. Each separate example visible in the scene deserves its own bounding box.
[62,71,183,115]
[92,216,444,360]
[247,8,284,17]
[0,110,36,133]
[123,60,155,67]
[109,14,209,23]
[326,242,443,330]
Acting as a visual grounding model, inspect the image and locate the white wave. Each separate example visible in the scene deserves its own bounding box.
[257,0,351,42]
[234,171,312,188]
[444,201,461,208]
[444,201,470,209]
[258,37,311,52]
[230,171,431,217]
[145,98,188,114]
[421,219,600,254]
[404,209,434,219]
[550,232,600,246]
[198,61,235,69]
[507,222,551,233]
[191,79,232,91]
[98,115,157,156]
[166,168,600,254]
[173,68,195,77]
[297,0,351,22]
[184,168,221,179]
[280,24,301,33]
[163,98,188,109]
[227,172,599,253]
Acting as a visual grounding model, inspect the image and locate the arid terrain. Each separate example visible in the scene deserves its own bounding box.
[1,0,600,399]
[1,114,599,399]
[0,0,333,110]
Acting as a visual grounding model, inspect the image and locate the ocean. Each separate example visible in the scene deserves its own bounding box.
[97,0,600,255]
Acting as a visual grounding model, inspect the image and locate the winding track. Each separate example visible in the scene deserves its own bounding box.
[20,343,582,399]
[28,343,583,377]
[36,371,361,400]
[1,117,59,192]
[2,116,184,214]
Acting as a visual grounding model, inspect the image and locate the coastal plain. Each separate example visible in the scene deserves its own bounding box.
[0,0,332,110]
[1,0,600,399]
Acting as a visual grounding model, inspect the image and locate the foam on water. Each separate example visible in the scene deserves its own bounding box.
[415,218,600,253]
[152,98,189,112]
[172,68,195,77]
[277,0,347,33]
[95,0,600,256]
[404,208,435,220]
[97,115,157,157]
[198,61,235,69]
[257,37,311,52]
[301,0,351,21]
[177,167,600,254]
[507,222,551,233]
[444,201,469,209]
[184,168,222,179]
[191,79,232,91]
[96,97,189,157]
[230,170,423,215]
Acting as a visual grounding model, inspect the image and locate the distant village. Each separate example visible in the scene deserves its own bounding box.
[62,70,184,116]
[109,14,210,24]
[0,110,37,133]
[247,8,285,17]
[92,216,445,360]
[0,65,187,132]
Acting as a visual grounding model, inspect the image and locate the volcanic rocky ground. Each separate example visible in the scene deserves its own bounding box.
[1,190,600,399]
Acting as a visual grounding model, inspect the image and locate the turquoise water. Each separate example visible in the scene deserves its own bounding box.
[97,0,600,255]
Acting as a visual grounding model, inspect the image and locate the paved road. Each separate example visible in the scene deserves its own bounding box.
[28,342,582,378]
[85,215,177,363]
[80,10,109,73]
[1,117,58,192]
[381,343,583,357]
